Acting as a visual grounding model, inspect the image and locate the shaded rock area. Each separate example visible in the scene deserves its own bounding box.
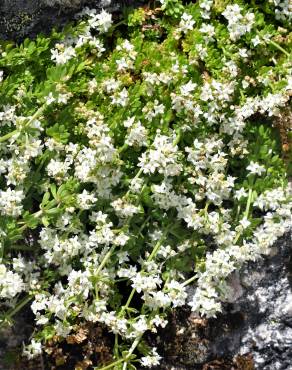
[0,308,36,370]
[152,232,292,370]
[0,0,147,41]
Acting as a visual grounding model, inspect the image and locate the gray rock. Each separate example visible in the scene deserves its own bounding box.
[153,232,292,370]
[0,0,146,41]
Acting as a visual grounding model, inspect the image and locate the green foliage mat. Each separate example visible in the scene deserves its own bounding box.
[0,1,291,368]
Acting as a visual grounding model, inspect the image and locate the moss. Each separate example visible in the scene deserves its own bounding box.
[41,0,84,8]
[3,12,36,34]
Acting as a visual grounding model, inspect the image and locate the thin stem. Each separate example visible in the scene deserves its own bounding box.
[182,274,197,287]
[234,187,253,244]
[95,244,117,276]
[269,40,290,58]
[173,128,182,146]
[119,143,128,153]
[244,188,253,218]
[119,287,136,317]
[96,357,124,370]
[0,295,32,329]
[114,333,119,358]
[122,334,142,370]
[0,129,19,143]
[0,104,46,143]
[97,335,142,370]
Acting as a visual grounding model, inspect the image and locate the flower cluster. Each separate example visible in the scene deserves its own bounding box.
[0,1,291,369]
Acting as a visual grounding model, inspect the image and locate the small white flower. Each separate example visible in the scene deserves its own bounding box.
[178,13,195,34]
[239,217,251,229]
[51,45,76,65]
[0,188,25,217]
[23,340,42,360]
[251,35,261,46]
[235,187,248,200]
[180,80,197,96]
[247,161,266,176]
[88,10,112,33]
[45,92,55,105]
[140,347,162,367]
[77,190,97,210]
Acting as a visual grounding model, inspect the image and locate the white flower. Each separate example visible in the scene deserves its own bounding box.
[114,234,130,247]
[45,92,55,105]
[140,347,162,367]
[23,340,42,360]
[132,316,148,334]
[238,48,249,58]
[95,10,113,33]
[77,190,97,210]
[235,187,248,200]
[239,217,251,229]
[0,264,24,298]
[57,93,72,104]
[178,13,195,34]
[51,45,76,65]
[88,10,112,33]
[199,23,215,41]
[180,80,197,96]
[0,187,25,217]
[47,159,71,180]
[103,78,120,93]
[116,57,134,72]
[138,133,182,177]
[88,78,98,94]
[111,88,129,106]
[246,161,266,176]
[129,177,144,193]
[251,35,262,46]
[111,198,140,218]
[123,116,135,128]
[125,120,148,147]
[222,5,255,41]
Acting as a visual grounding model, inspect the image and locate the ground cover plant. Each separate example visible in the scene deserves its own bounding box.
[0,0,291,368]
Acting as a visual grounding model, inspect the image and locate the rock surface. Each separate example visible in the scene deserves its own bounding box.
[154,232,292,370]
[0,0,146,41]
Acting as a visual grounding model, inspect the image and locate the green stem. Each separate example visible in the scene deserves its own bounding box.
[148,233,166,261]
[234,187,253,244]
[97,334,142,370]
[119,143,128,153]
[182,274,197,287]
[173,129,182,146]
[95,244,117,276]
[0,295,33,329]
[0,129,18,143]
[0,104,46,143]
[114,333,119,358]
[122,335,142,370]
[244,188,253,218]
[269,40,290,58]
[96,357,124,370]
[120,288,136,317]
